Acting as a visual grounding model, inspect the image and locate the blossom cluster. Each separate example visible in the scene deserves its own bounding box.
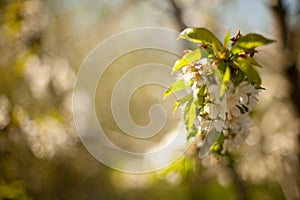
[165,28,274,159]
[180,57,260,156]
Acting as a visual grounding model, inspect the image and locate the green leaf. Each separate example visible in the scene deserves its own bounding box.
[178,27,223,53]
[223,65,231,83]
[217,61,227,75]
[180,91,205,139]
[197,86,206,106]
[159,157,195,181]
[174,93,193,112]
[231,33,276,54]
[164,79,191,99]
[172,49,204,73]
[220,65,230,96]
[187,124,197,139]
[233,57,261,86]
[187,100,197,135]
[182,97,198,139]
[249,57,262,68]
[223,29,231,49]
[233,67,245,84]
[255,86,266,90]
[183,97,193,124]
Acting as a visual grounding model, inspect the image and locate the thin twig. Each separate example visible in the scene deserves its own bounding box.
[228,162,248,200]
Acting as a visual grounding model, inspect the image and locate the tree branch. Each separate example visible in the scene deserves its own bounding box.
[269,0,300,199]
[269,0,288,47]
[269,0,300,114]
[169,0,186,31]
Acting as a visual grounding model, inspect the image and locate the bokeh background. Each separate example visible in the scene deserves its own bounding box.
[0,0,299,199]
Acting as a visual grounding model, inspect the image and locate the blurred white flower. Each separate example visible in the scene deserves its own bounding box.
[13,105,76,158]
[0,95,11,129]
[23,55,51,99]
[51,59,75,95]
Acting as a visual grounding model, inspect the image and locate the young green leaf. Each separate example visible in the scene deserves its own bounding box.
[197,85,206,106]
[233,57,261,86]
[172,49,204,73]
[233,67,245,84]
[220,65,230,96]
[174,93,193,112]
[178,27,223,53]
[231,33,275,54]
[187,124,197,139]
[223,29,231,49]
[187,100,197,135]
[183,97,193,124]
[159,157,195,181]
[183,97,198,139]
[248,57,262,68]
[217,61,227,75]
[164,79,191,99]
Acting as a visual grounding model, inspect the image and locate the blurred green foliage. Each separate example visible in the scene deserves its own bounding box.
[0,0,298,200]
